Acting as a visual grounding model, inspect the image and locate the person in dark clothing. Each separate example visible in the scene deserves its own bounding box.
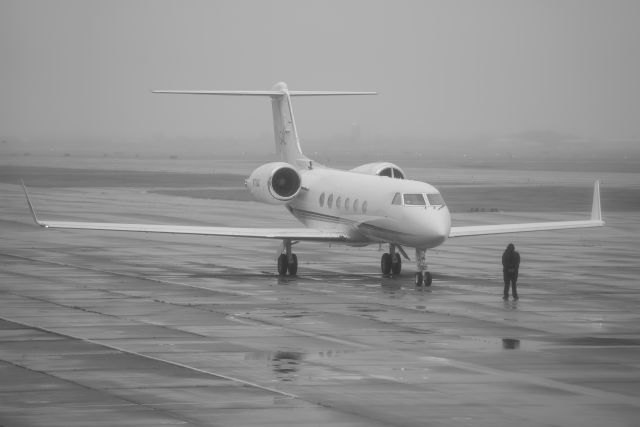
[502,243,520,300]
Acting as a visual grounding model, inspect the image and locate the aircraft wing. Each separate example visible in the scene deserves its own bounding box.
[449,219,603,237]
[31,221,347,241]
[449,181,604,238]
[22,183,347,242]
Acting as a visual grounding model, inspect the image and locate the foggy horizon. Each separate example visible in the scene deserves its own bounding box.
[2,1,640,151]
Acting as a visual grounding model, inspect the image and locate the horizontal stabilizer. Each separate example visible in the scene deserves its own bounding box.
[152,90,377,97]
[153,90,284,96]
[152,83,376,167]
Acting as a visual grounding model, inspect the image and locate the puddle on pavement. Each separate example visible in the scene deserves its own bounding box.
[349,306,387,313]
[244,349,358,382]
[271,350,304,381]
[466,336,527,350]
[502,338,521,350]
[559,337,640,346]
[279,311,315,319]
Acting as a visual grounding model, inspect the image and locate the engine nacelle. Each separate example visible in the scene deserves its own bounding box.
[246,162,302,205]
[350,162,407,179]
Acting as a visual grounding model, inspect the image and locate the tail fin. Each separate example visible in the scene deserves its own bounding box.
[153,82,376,167]
[270,82,305,165]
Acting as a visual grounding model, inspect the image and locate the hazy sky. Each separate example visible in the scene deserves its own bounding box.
[2,0,640,146]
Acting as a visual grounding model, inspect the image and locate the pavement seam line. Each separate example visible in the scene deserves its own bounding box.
[0,314,298,400]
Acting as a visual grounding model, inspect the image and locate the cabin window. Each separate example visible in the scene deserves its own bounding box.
[319,192,325,207]
[362,201,368,214]
[403,193,426,206]
[336,196,342,209]
[353,199,359,212]
[427,193,445,206]
[391,192,402,205]
[345,198,350,210]
[327,194,333,208]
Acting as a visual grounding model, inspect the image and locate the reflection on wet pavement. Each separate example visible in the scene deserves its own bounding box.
[272,351,304,382]
[502,338,521,350]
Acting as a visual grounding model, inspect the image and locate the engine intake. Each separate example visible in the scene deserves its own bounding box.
[247,162,302,204]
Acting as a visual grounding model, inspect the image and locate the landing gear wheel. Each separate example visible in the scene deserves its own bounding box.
[391,253,402,275]
[381,253,392,275]
[288,253,298,276]
[424,272,432,286]
[414,248,432,287]
[277,254,288,276]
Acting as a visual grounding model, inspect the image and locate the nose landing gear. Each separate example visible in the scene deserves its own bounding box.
[414,271,432,287]
[414,248,432,287]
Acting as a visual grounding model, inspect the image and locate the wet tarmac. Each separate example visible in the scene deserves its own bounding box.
[1,180,639,426]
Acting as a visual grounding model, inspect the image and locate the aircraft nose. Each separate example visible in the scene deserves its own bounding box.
[417,207,450,247]
[433,209,451,237]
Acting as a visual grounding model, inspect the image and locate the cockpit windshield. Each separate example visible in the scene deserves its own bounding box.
[427,193,445,206]
[403,194,426,206]
[393,193,446,207]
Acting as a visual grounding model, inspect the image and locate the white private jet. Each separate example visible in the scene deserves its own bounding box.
[23,82,604,286]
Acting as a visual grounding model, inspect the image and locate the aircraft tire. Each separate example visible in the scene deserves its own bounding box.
[414,272,423,287]
[277,254,288,276]
[381,253,392,275]
[424,272,432,286]
[288,254,298,276]
[391,253,402,275]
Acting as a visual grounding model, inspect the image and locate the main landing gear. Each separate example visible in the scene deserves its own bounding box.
[277,239,298,276]
[278,241,432,286]
[380,244,402,276]
[414,248,432,287]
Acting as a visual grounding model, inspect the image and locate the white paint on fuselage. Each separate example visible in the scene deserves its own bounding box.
[287,166,451,249]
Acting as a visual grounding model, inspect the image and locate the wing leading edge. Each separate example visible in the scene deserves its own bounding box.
[449,180,604,238]
[21,183,347,242]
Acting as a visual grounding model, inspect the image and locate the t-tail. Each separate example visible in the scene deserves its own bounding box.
[153,82,376,167]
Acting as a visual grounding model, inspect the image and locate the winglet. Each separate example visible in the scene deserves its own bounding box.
[591,180,603,224]
[21,180,45,227]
